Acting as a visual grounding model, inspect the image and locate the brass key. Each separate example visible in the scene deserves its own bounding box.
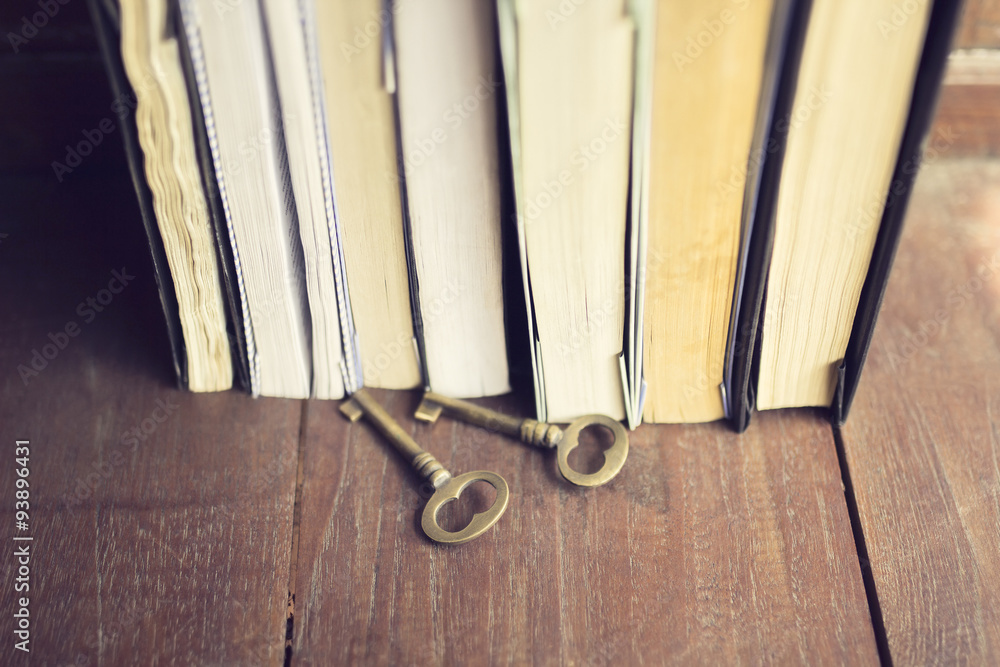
[415,391,628,487]
[340,388,508,545]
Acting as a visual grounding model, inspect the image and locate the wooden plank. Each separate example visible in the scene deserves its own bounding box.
[933,51,1000,158]
[840,159,1000,663]
[293,390,876,663]
[0,175,299,663]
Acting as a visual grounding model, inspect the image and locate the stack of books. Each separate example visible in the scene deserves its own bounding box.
[89,0,961,430]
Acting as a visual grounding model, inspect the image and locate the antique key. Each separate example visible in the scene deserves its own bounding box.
[340,388,509,545]
[415,392,629,487]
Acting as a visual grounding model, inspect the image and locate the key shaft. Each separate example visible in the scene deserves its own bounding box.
[341,388,452,489]
[416,391,562,448]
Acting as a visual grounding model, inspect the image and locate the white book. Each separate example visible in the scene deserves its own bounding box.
[260,0,359,399]
[394,0,510,398]
[179,0,312,398]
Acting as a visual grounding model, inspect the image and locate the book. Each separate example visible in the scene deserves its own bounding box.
[394,0,511,398]
[727,0,964,429]
[88,0,243,392]
[118,0,233,393]
[756,0,936,410]
[639,0,781,424]
[621,0,655,430]
[314,0,422,390]
[260,0,358,399]
[177,0,313,399]
[833,0,965,424]
[498,0,636,422]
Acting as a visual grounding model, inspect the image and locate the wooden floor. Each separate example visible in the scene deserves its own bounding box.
[1,154,998,664]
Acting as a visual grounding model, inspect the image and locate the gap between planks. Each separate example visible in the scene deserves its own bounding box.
[285,400,310,666]
[833,423,892,666]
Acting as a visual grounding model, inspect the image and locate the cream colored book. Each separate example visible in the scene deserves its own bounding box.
[499,0,635,422]
[755,0,933,410]
[394,0,510,398]
[314,0,421,390]
[118,0,232,392]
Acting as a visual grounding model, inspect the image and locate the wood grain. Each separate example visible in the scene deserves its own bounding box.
[839,159,1000,664]
[292,390,876,664]
[0,175,299,664]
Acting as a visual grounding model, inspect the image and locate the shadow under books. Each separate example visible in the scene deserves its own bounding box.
[0,169,181,391]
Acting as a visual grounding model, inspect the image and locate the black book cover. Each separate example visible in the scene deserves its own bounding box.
[88,0,252,392]
[724,0,812,433]
[834,0,966,424]
[87,0,187,389]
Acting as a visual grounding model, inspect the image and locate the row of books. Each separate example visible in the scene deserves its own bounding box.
[89,0,960,430]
